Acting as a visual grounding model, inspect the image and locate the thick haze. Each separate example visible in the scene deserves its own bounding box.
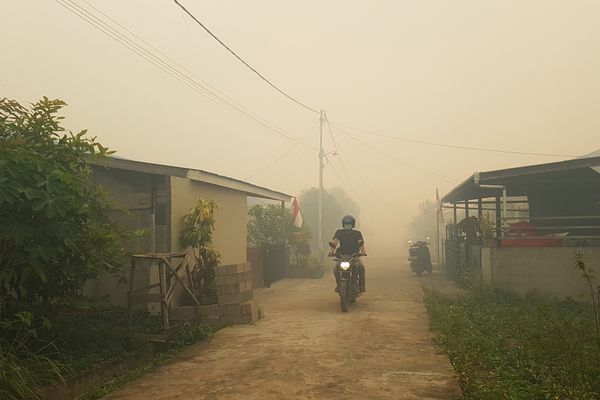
[2,0,599,250]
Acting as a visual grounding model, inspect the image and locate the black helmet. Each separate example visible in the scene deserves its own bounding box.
[341,215,356,228]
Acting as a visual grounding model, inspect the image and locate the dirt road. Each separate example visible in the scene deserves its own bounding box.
[105,258,461,399]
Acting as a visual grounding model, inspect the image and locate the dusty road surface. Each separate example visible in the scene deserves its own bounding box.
[105,258,460,400]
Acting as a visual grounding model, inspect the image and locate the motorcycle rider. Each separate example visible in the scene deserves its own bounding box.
[328,215,367,293]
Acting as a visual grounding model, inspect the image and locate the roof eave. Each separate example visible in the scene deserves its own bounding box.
[91,156,293,203]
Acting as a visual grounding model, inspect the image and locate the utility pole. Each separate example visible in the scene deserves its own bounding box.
[318,109,324,256]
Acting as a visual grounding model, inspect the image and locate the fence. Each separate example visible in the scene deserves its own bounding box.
[247,244,290,288]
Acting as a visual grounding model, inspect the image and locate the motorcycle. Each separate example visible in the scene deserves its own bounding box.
[333,254,363,312]
[408,238,433,276]
[330,240,364,312]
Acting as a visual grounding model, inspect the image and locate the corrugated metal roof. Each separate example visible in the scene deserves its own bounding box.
[442,156,600,203]
[91,156,293,203]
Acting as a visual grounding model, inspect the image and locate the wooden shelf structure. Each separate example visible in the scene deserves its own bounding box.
[127,252,201,331]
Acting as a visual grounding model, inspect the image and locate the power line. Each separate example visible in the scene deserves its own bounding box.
[325,156,360,200]
[332,124,459,183]
[323,113,358,198]
[332,122,577,158]
[277,127,320,189]
[302,131,322,190]
[53,0,311,148]
[78,0,303,146]
[173,0,320,114]
[245,119,319,180]
[334,136,410,223]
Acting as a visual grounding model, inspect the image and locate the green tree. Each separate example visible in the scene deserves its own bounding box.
[298,187,360,253]
[0,97,126,321]
[247,204,285,248]
[180,198,220,303]
[410,200,437,241]
[247,203,313,268]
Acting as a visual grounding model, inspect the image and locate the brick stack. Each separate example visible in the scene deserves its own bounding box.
[215,262,260,324]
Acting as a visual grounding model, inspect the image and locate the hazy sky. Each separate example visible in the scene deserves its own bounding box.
[2,0,600,244]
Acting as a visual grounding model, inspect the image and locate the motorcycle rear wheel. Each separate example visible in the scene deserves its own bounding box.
[339,280,349,312]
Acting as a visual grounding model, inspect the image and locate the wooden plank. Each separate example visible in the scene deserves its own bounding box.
[159,261,169,330]
[164,258,202,306]
[186,261,195,295]
[131,252,187,260]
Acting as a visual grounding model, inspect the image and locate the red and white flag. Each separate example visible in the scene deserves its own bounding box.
[436,188,443,222]
[292,197,303,228]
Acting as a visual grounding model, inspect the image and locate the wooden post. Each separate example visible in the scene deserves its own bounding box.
[478,198,483,218]
[158,260,169,330]
[495,196,502,239]
[465,200,470,218]
[453,203,458,225]
[280,201,286,245]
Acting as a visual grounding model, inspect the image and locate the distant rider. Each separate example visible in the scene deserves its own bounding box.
[328,215,367,293]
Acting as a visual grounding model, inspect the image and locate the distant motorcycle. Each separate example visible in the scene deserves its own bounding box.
[332,253,363,312]
[408,238,433,276]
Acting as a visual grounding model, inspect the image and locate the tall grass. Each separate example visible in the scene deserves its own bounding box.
[0,317,69,400]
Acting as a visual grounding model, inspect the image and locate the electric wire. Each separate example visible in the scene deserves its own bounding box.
[302,133,321,190]
[79,0,303,144]
[332,124,459,183]
[323,113,358,198]
[325,157,360,201]
[334,137,410,223]
[245,119,319,180]
[277,127,321,189]
[53,0,312,148]
[173,0,320,114]
[332,122,577,158]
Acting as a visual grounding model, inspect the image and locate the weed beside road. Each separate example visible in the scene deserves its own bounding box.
[425,288,600,399]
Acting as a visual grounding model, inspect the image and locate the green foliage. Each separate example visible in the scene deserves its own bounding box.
[298,187,359,253]
[0,314,69,400]
[0,97,126,320]
[247,203,286,247]
[173,322,213,347]
[574,252,600,357]
[425,288,600,399]
[180,198,220,303]
[288,230,312,268]
[247,204,314,268]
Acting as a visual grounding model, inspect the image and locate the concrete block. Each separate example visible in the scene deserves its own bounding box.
[240,300,259,315]
[243,261,252,272]
[215,263,249,277]
[216,281,252,296]
[218,303,242,315]
[215,271,252,285]
[217,290,252,306]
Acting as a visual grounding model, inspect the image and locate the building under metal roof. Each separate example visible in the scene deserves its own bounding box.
[442,155,600,204]
[442,154,600,238]
[92,156,293,203]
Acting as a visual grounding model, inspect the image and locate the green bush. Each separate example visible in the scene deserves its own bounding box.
[426,288,600,399]
[0,97,126,320]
